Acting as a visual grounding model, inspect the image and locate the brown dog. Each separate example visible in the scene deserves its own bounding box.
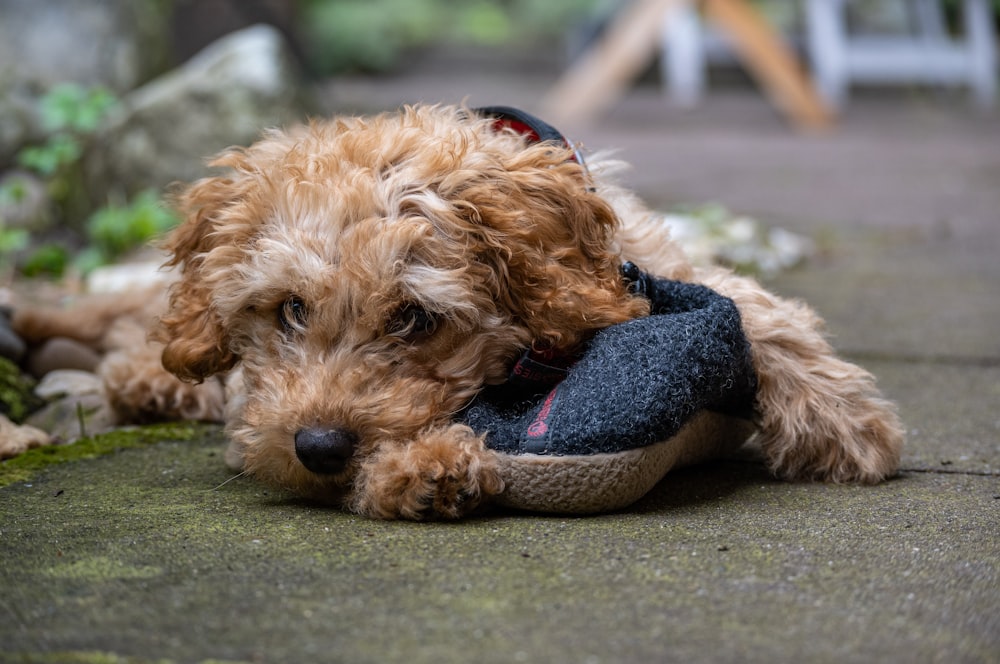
[15,105,903,519]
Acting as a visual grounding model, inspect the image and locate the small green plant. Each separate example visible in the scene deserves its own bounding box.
[1,83,179,278]
[0,224,29,255]
[0,181,30,253]
[299,0,600,74]
[74,189,179,274]
[19,243,69,278]
[16,133,82,178]
[0,179,31,274]
[39,83,119,133]
[19,84,117,221]
[16,83,118,183]
[0,222,29,277]
[0,84,121,276]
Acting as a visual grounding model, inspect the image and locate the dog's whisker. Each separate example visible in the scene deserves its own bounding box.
[212,471,248,491]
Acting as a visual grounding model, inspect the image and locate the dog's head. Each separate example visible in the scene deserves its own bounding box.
[156,104,648,498]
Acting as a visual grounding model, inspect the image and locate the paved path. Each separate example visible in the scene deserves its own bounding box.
[2,71,998,663]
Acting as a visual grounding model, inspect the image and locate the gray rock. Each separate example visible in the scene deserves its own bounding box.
[34,369,103,400]
[0,170,54,233]
[0,0,169,93]
[24,391,115,444]
[0,77,44,165]
[83,24,312,202]
[0,311,26,362]
[85,260,171,295]
[25,337,101,379]
[0,0,170,163]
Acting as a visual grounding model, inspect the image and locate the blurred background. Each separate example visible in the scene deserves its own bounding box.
[0,0,997,287]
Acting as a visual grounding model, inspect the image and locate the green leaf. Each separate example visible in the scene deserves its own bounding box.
[39,83,87,132]
[39,83,118,134]
[72,245,108,275]
[85,190,179,261]
[16,133,82,176]
[0,177,29,205]
[21,244,69,278]
[0,227,29,254]
[455,2,512,45]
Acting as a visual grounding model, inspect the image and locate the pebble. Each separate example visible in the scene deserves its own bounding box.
[25,337,101,379]
[35,369,103,400]
[24,393,116,444]
[86,261,170,294]
[0,309,26,362]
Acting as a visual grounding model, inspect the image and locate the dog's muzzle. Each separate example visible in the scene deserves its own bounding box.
[294,427,358,474]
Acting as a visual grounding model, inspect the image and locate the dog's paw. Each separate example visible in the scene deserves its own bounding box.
[0,415,52,460]
[100,350,225,424]
[350,424,504,520]
[758,386,904,485]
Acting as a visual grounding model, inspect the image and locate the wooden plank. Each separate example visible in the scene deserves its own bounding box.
[540,0,833,131]
[539,0,684,128]
[703,0,832,130]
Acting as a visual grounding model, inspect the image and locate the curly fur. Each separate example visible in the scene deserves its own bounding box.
[13,104,903,519]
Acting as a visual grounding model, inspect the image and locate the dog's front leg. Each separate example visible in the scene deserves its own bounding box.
[348,424,504,520]
[697,267,904,484]
[100,339,225,424]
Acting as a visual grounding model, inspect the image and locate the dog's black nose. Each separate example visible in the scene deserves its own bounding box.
[294,427,358,474]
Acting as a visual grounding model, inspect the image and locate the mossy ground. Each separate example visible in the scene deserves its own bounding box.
[0,356,44,422]
[3,86,999,663]
[0,421,215,487]
[1,429,996,663]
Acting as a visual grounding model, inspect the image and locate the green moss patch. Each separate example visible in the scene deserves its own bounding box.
[0,421,216,487]
[42,555,164,581]
[0,356,44,422]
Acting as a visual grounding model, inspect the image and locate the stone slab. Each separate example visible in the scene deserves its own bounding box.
[1,433,997,663]
[764,228,1000,360]
[868,360,1000,475]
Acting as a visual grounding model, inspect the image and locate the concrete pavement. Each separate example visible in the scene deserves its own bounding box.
[2,67,998,663]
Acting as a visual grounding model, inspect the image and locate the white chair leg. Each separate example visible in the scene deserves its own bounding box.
[805,0,849,109]
[915,0,949,39]
[661,2,705,107]
[965,0,998,107]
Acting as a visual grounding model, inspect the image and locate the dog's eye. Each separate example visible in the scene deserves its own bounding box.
[278,296,308,333]
[388,304,436,340]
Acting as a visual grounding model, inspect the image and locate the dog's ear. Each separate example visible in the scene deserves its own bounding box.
[459,142,649,350]
[155,171,245,382]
